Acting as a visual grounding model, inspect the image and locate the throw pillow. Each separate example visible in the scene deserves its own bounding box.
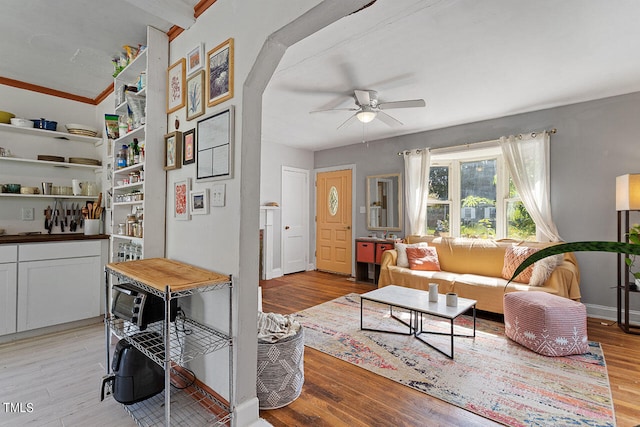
[406,247,441,271]
[529,254,564,287]
[501,246,539,283]
[395,242,429,268]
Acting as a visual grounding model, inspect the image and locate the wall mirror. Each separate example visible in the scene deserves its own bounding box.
[367,173,402,231]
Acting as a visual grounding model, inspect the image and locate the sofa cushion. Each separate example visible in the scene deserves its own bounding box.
[395,242,428,268]
[502,246,538,283]
[528,254,564,286]
[406,247,441,271]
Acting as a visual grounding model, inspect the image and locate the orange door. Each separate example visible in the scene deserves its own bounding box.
[316,169,352,275]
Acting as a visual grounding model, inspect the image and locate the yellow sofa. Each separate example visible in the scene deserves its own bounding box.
[378,235,581,314]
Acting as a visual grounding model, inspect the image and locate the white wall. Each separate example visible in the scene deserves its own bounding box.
[260,141,314,273]
[315,91,640,323]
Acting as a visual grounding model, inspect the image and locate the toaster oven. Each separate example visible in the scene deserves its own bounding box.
[111,283,177,330]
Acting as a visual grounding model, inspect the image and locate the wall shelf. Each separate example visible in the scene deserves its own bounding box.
[0,123,101,145]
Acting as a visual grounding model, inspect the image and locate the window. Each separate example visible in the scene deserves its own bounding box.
[426,146,536,240]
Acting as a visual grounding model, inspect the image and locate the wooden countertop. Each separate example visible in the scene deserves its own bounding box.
[106,258,231,293]
[0,233,110,244]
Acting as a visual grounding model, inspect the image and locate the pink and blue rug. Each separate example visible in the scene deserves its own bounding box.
[293,294,615,427]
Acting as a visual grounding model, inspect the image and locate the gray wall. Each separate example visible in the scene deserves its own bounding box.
[314,91,640,320]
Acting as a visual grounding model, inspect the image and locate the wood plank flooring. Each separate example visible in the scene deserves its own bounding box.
[260,271,640,427]
[0,270,637,426]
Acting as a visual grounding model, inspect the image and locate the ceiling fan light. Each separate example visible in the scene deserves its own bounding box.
[356,110,377,123]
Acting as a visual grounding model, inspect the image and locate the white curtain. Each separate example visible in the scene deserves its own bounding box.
[499,132,562,242]
[403,148,430,235]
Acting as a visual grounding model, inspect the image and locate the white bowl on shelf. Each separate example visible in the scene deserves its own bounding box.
[10,118,34,128]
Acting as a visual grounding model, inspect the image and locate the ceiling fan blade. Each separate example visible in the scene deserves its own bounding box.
[378,99,426,110]
[376,111,403,127]
[354,90,371,106]
[310,107,358,114]
[337,113,359,130]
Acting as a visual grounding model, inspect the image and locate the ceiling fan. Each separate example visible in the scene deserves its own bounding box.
[310,89,426,129]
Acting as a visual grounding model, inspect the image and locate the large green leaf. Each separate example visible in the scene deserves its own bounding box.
[508,241,640,284]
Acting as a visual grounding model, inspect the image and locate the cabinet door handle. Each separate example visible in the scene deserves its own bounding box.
[345,226,351,230]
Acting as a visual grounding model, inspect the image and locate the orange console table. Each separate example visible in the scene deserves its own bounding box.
[355,238,395,284]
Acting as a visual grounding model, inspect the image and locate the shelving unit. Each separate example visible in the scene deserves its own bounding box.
[104,258,233,426]
[0,121,103,234]
[108,26,167,261]
[617,209,640,334]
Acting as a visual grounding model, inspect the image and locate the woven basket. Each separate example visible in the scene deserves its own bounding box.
[256,327,304,409]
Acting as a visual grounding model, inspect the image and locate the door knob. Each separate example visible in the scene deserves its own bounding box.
[285,226,290,230]
[346,226,351,230]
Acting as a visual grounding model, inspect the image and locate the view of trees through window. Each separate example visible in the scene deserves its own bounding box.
[427,156,536,240]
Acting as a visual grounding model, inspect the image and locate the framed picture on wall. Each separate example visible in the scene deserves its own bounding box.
[190,189,209,215]
[186,43,204,76]
[183,128,196,165]
[206,38,234,107]
[196,106,234,180]
[174,179,190,220]
[164,131,182,170]
[167,58,186,114]
[186,70,205,121]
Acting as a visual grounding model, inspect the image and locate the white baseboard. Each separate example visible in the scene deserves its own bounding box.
[584,303,640,324]
[272,268,283,278]
[307,263,315,271]
[234,397,260,427]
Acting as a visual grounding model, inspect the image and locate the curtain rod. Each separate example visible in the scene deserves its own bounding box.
[397,128,557,156]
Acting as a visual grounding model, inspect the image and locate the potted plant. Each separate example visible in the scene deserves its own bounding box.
[625,224,640,287]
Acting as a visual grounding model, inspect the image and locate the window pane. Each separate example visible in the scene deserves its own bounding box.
[427,204,450,236]
[460,159,496,239]
[508,176,518,198]
[507,200,536,240]
[429,166,449,201]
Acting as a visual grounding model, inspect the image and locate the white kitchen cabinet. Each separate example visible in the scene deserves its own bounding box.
[0,245,17,336]
[17,241,101,332]
[109,26,168,262]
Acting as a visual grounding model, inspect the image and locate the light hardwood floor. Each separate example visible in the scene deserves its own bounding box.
[260,271,640,427]
[0,271,638,426]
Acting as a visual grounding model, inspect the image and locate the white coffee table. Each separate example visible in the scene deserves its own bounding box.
[360,285,477,359]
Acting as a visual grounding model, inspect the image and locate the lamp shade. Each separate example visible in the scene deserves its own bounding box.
[616,174,640,211]
[356,109,377,123]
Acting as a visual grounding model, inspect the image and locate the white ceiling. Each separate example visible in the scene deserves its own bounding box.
[264,0,640,151]
[2,1,640,152]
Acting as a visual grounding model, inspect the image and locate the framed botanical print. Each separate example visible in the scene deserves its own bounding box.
[186,70,205,121]
[174,179,190,220]
[167,58,186,114]
[207,38,234,107]
[183,128,196,165]
[164,131,183,170]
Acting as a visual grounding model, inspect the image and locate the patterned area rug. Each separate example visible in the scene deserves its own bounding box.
[293,293,615,427]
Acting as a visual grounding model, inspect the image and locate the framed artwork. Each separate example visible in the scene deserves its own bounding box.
[186,43,204,76]
[174,179,191,220]
[167,58,186,114]
[190,189,210,215]
[183,128,196,165]
[164,131,183,170]
[207,38,234,107]
[186,70,205,121]
[196,107,234,181]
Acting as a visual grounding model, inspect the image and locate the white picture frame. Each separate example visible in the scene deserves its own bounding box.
[186,43,204,76]
[190,189,210,215]
[174,178,191,220]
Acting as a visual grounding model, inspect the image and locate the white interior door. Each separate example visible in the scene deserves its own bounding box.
[282,166,309,274]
